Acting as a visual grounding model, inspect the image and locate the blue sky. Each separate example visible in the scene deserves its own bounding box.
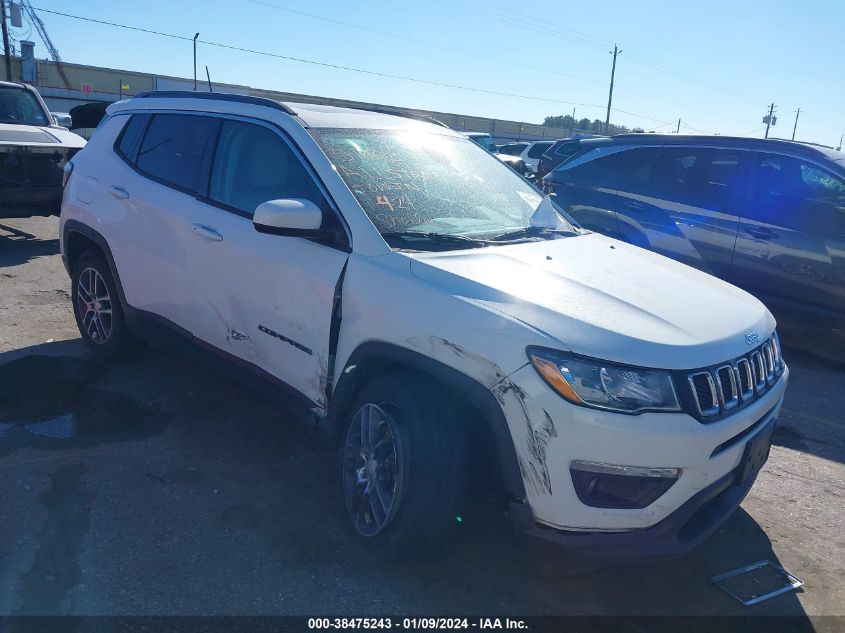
[21,0,844,146]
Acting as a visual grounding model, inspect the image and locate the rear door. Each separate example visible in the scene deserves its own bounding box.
[185,117,350,407]
[731,152,845,317]
[613,145,746,279]
[105,112,218,332]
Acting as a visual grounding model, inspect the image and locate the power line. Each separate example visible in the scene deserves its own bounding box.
[249,0,744,127]
[29,5,675,127]
[248,0,608,88]
[494,6,759,103]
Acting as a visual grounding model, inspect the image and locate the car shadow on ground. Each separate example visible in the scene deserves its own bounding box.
[0,222,61,268]
[0,342,816,624]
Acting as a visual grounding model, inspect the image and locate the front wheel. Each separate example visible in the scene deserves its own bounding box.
[340,372,468,561]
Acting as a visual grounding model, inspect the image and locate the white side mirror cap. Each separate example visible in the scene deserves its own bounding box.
[253,198,322,232]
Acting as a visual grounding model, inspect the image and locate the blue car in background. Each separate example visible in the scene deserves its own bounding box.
[543,135,845,328]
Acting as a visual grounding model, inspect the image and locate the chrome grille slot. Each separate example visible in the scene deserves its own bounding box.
[735,358,754,401]
[688,371,719,416]
[763,342,775,383]
[771,332,782,371]
[751,351,767,393]
[716,365,739,410]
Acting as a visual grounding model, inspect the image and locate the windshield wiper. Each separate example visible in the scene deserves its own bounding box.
[382,231,491,250]
[488,226,579,242]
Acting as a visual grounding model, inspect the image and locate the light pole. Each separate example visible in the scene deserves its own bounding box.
[193,32,200,91]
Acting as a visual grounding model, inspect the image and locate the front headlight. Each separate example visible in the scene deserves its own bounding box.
[527,347,681,414]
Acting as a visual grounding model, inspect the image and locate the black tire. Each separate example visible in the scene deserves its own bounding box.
[339,372,469,561]
[71,251,141,362]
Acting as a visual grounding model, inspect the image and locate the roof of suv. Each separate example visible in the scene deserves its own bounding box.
[124,91,459,134]
[576,133,844,165]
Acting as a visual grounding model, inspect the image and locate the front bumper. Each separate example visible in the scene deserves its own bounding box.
[508,416,776,563]
[497,362,788,559]
[0,145,78,216]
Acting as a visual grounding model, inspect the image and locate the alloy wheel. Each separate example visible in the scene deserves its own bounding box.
[76,267,113,344]
[342,403,403,537]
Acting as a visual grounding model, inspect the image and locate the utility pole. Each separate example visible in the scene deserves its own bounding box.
[193,32,200,91]
[604,44,621,135]
[838,134,843,152]
[569,106,575,137]
[676,118,681,134]
[1,0,12,81]
[763,102,776,139]
[791,108,801,141]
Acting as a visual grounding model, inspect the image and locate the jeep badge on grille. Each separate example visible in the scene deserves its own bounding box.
[745,332,760,345]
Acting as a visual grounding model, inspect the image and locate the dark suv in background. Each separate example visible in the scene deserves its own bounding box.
[543,135,845,326]
[535,138,591,180]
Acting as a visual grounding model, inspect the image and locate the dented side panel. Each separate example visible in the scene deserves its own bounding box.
[185,203,349,410]
[333,252,569,509]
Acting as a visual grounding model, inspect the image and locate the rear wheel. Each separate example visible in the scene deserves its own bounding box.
[71,251,140,361]
[340,372,468,561]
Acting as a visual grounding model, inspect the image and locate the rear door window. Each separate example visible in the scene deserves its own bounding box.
[135,114,218,194]
[527,142,553,158]
[650,147,745,206]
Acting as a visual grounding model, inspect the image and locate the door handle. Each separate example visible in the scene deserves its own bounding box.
[743,226,778,240]
[191,223,223,241]
[108,185,129,200]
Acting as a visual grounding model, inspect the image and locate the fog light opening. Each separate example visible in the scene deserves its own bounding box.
[570,461,680,510]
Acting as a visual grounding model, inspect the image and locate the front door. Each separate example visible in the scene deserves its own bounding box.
[730,151,845,318]
[185,118,349,408]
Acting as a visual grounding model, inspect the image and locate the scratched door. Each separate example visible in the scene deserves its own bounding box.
[188,118,349,409]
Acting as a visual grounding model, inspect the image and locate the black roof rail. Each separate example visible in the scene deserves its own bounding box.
[132,91,297,115]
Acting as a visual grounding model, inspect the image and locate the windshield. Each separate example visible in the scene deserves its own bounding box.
[311,128,577,245]
[0,87,50,126]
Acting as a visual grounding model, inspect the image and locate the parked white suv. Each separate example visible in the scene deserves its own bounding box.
[499,140,554,175]
[60,92,788,562]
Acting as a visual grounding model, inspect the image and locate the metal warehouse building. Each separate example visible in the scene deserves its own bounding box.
[1,48,563,143]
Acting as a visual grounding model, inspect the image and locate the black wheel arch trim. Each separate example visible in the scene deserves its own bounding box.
[62,219,130,315]
[326,341,527,503]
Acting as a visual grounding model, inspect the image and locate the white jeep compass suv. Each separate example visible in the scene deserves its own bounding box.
[60,92,788,561]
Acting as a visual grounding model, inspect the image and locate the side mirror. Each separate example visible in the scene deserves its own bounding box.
[253,198,323,235]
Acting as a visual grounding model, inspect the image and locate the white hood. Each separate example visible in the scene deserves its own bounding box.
[408,233,775,370]
[0,123,86,148]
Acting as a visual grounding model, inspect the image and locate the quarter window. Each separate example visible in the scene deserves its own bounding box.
[208,120,325,217]
[135,114,217,194]
[115,114,149,162]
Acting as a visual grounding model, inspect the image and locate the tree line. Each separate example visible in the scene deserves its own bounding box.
[542,114,646,136]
